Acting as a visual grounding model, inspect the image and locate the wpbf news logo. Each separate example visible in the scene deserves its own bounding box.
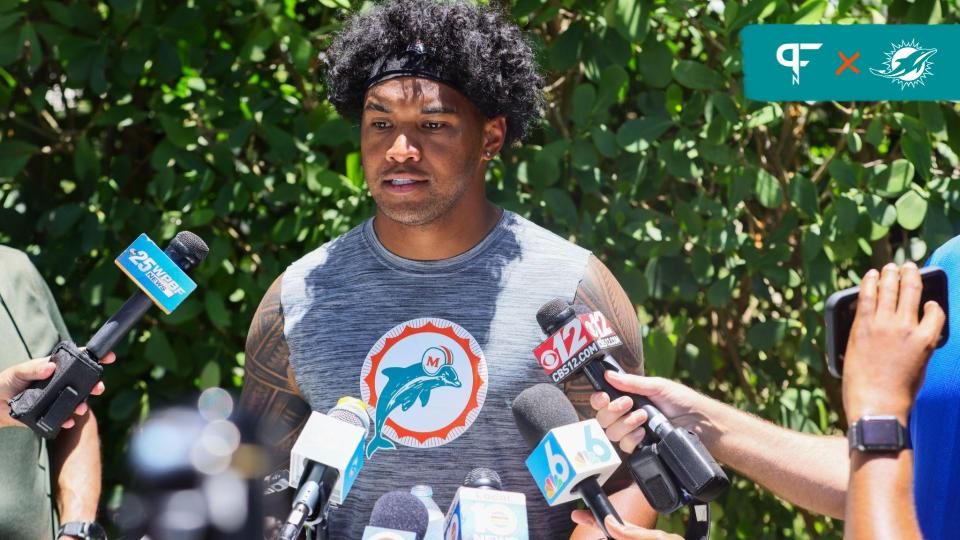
[743,25,958,101]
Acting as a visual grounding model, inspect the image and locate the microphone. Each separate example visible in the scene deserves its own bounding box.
[533,299,728,512]
[444,468,529,540]
[512,384,621,539]
[362,490,430,540]
[8,231,208,438]
[279,397,370,540]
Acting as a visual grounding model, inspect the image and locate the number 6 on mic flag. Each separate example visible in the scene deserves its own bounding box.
[524,419,620,505]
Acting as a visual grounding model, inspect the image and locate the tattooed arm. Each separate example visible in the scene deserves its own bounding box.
[567,255,658,535]
[239,274,312,528]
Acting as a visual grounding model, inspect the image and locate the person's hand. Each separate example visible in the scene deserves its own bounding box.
[571,510,682,540]
[842,262,945,423]
[0,352,115,429]
[590,371,708,453]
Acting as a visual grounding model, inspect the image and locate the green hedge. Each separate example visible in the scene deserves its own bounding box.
[1,0,958,536]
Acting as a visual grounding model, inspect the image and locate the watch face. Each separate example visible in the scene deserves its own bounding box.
[861,418,902,449]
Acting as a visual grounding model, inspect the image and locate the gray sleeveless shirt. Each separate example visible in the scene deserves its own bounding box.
[281,211,591,538]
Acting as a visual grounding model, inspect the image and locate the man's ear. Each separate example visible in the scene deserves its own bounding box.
[481,116,507,158]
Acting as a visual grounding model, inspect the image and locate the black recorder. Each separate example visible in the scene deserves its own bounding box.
[825,266,949,378]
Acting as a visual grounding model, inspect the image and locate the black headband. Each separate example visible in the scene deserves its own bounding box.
[364,42,461,92]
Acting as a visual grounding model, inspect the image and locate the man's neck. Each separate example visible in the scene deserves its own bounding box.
[373,200,503,261]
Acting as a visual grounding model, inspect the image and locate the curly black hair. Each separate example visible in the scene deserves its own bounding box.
[325,0,543,145]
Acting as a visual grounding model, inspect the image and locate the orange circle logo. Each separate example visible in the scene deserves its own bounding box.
[360,318,488,457]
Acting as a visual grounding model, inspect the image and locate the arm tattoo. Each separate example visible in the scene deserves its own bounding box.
[565,254,645,419]
[240,274,311,460]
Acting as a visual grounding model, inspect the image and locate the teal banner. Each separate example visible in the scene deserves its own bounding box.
[742,25,960,101]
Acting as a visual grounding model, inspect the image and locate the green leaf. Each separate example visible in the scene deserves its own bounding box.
[870,159,914,197]
[0,141,36,178]
[755,168,783,209]
[637,37,672,88]
[616,116,671,153]
[542,188,577,224]
[145,330,178,371]
[591,124,619,158]
[73,137,100,181]
[571,83,596,126]
[673,60,723,90]
[605,0,647,42]
[548,21,585,72]
[746,319,788,350]
[644,329,676,377]
[789,175,818,218]
[902,135,932,180]
[896,191,928,230]
[791,0,826,24]
[204,290,232,330]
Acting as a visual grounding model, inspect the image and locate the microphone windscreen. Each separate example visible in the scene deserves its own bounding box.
[512,384,580,450]
[464,467,502,490]
[536,297,574,334]
[369,490,430,539]
[169,231,209,262]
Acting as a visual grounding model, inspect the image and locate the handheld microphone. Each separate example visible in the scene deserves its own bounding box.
[512,384,621,539]
[362,490,430,540]
[279,397,370,540]
[444,468,529,540]
[8,231,208,439]
[533,299,728,511]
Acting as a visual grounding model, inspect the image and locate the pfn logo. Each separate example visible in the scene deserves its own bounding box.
[776,42,822,85]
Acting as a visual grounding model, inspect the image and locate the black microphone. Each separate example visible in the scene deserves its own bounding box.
[534,300,728,512]
[8,231,209,439]
[512,383,621,539]
[86,231,209,360]
[362,490,430,540]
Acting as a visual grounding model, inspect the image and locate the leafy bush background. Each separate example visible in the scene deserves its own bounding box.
[1,0,958,536]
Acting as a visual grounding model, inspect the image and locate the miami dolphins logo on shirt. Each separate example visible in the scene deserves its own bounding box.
[360,318,488,458]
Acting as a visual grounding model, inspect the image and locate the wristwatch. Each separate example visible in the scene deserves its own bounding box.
[57,521,107,540]
[848,415,912,454]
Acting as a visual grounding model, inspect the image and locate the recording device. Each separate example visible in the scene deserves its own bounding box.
[114,388,265,540]
[362,490,430,540]
[825,266,949,378]
[279,397,370,540]
[7,232,208,439]
[512,384,621,539]
[534,299,728,513]
[444,468,529,540]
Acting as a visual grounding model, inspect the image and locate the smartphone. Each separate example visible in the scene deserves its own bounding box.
[825,266,949,378]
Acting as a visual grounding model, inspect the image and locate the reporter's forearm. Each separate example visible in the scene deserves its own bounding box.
[690,396,848,518]
[845,451,920,540]
[51,410,101,521]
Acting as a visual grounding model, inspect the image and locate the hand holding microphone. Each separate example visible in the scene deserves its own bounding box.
[0,353,115,429]
[7,232,208,438]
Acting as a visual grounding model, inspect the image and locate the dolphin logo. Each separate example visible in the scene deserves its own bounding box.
[366,348,462,457]
[870,40,937,89]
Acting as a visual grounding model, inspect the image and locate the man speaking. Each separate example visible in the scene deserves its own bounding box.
[239,0,654,536]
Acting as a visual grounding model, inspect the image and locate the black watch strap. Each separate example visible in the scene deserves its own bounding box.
[57,521,106,540]
[848,415,912,454]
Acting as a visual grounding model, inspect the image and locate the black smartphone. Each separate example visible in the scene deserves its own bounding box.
[825,266,949,378]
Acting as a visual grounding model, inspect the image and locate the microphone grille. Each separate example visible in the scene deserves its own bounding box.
[328,397,371,436]
[512,383,580,450]
[536,298,575,334]
[464,467,502,490]
[171,231,209,260]
[369,490,430,539]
